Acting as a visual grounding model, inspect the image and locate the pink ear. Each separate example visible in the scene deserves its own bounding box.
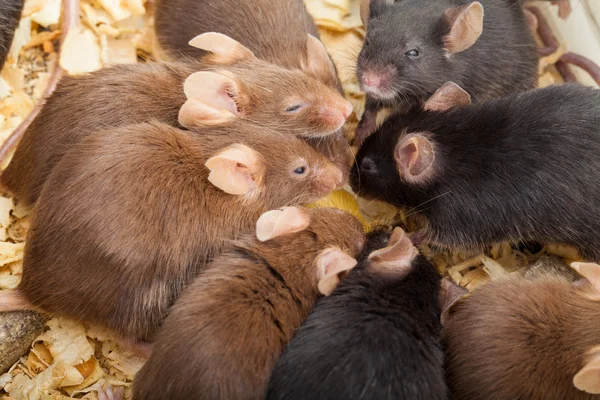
[301,34,337,84]
[256,207,311,242]
[368,227,417,265]
[316,247,358,295]
[443,2,484,54]
[439,277,469,325]
[394,134,436,183]
[178,71,240,128]
[423,82,471,112]
[571,262,600,299]
[205,144,264,195]
[574,346,600,394]
[188,32,256,63]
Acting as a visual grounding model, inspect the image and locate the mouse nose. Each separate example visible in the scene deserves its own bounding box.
[340,100,353,119]
[360,157,377,175]
[362,71,381,89]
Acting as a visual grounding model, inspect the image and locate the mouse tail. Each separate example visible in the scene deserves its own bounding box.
[0,289,37,312]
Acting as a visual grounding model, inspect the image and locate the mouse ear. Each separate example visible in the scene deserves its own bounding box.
[394,134,436,184]
[179,71,241,128]
[443,2,484,54]
[256,207,311,242]
[439,277,469,325]
[301,34,338,86]
[205,144,265,195]
[423,82,471,112]
[316,247,358,296]
[368,227,417,266]
[570,262,600,298]
[188,32,256,63]
[574,346,600,394]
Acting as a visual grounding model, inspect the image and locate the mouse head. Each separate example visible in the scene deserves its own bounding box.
[256,206,365,295]
[357,0,483,109]
[183,33,353,138]
[350,82,470,204]
[202,122,344,207]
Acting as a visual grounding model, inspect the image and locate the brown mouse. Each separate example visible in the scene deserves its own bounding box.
[443,262,600,399]
[0,33,353,210]
[153,0,355,184]
[154,0,342,91]
[132,206,366,400]
[0,118,343,350]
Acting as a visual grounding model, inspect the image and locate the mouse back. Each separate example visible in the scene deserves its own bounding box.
[443,263,600,399]
[267,227,447,400]
[154,0,341,89]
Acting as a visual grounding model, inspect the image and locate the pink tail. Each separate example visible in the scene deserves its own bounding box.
[0,289,36,312]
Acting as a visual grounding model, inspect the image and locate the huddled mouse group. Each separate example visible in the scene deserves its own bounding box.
[0,0,599,399]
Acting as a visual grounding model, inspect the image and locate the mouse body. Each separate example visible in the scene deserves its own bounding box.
[132,206,365,400]
[154,0,341,90]
[0,33,352,210]
[1,120,342,344]
[355,0,539,141]
[443,262,600,399]
[351,83,600,261]
[267,227,448,400]
[0,0,23,69]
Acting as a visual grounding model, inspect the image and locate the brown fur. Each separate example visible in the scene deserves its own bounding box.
[443,276,600,400]
[132,207,365,400]
[16,121,341,342]
[1,57,352,209]
[154,0,341,90]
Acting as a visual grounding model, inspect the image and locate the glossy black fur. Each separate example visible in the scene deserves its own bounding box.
[357,0,538,111]
[0,0,24,69]
[266,229,446,400]
[350,84,600,261]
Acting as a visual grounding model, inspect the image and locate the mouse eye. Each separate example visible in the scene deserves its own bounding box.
[405,49,419,58]
[294,166,307,175]
[285,104,305,113]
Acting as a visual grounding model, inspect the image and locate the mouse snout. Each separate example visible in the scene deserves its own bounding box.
[318,100,353,132]
[360,68,394,99]
[314,164,343,195]
[359,157,378,176]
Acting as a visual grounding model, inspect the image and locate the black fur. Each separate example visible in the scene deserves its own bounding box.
[266,230,446,400]
[0,0,24,69]
[350,84,600,261]
[357,0,538,112]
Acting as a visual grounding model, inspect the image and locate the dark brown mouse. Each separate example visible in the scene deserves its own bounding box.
[0,0,24,69]
[0,33,353,210]
[443,261,600,399]
[154,0,341,91]
[132,206,366,400]
[267,227,459,400]
[351,82,600,261]
[354,0,540,142]
[0,119,343,348]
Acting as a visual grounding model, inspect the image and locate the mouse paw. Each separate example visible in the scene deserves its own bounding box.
[97,383,124,400]
[353,110,377,147]
[552,0,571,20]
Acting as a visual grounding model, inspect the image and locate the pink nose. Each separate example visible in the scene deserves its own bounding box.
[362,71,381,88]
[340,101,353,119]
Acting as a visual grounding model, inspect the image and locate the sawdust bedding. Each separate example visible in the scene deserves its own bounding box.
[0,0,593,398]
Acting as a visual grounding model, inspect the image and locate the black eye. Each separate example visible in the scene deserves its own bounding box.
[285,104,302,113]
[294,166,307,175]
[405,49,419,57]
